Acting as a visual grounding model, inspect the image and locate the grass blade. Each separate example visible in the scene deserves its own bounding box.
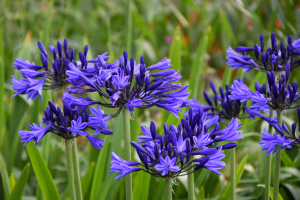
[0,157,11,200]
[8,163,30,200]
[26,143,60,200]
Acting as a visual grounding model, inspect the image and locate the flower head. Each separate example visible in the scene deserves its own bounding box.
[64,52,189,118]
[12,39,109,101]
[19,101,112,149]
[227,33,300,72]
[109,112,238,180]
[229,67,300,111]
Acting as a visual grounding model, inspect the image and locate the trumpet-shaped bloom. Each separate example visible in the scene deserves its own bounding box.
[155,156,179,176]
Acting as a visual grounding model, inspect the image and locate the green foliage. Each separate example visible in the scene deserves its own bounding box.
[1,0,300,199]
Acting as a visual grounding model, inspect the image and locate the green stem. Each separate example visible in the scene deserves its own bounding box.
[72,138,83,200]
[165,179,172,200]
[273,110,282,200]
[265,111,274,200]
[65,140,76,200]
[231,148,236,200]
[188,156,195,200]
[123,109,132,200]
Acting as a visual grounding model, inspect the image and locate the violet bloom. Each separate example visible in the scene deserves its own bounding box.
[110,114,232,180]
[260,107,300,155]
[65,51,189,118]
[19,101,112,149]
[12,38,109,101]
[229,64,300,111]
[227,33,300,72]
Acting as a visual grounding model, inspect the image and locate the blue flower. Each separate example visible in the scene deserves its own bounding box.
[19,101,112,149]
[155,156,179,176]
[125,97,142,113]
[226,33,300,72]
[229,69,300,110]
[65,51,189,118]
[110,116,229,180]
[259,129,294,156]
[12,39,108,101]
[87,105,112,135]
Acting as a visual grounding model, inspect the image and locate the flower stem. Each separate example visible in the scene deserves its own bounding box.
[264,111,274,200]
[71,138,83,200]
[231,148,236,200]
[165,179,172,200]
[273,110,282,200]
[188,156,195,200]
[65,140,76,200]
[123,109,132,200]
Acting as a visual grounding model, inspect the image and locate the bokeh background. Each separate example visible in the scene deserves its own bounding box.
[1,0,300,199]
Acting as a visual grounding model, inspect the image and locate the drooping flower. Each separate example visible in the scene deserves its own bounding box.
[64,51,189,118]
[227,33,300,72]
[19,101,112,149]
[12,39,109,101]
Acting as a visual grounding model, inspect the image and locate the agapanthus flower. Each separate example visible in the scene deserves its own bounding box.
[64,51,189,118]
[12,38,109,101]
[19,101,112,149]
[229,64,300,111]
[227,33,300,72]
[189,81,277,125]
[109,107,243,180]
[260,107,300,155]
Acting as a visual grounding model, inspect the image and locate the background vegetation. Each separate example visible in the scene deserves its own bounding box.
[1,0,300,199]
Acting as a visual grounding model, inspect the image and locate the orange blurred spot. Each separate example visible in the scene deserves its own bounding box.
[247,19,253,30]
[275,19,282,29]
[183,35,189,44]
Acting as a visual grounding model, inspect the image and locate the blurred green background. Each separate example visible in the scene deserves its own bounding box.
[1,0,300,199]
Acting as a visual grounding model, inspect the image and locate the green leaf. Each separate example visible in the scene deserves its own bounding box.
[133,171,150,200]
[90,136,110,200]
[221,67,232,88]
[219,155,248,200]
[0,157,11,200]
[26,142,60,200]
[9,173,15,189]
[281,150,294,167]
[258,185,283,200]
[189,26,211,98]
[197,186,205,200]
[81,162,95,197]
[8,163,30,200]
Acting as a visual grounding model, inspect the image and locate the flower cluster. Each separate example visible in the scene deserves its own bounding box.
[229,64,300,111]
[259,107,300,156]
[227,33,300,72]
[109,108,242,180]
[189,81,266,121]
[65,51,189,118]
[19,101,112,149]
[12,38,108,101]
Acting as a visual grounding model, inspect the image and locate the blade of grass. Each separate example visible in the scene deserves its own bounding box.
[0,157,11,200]
[8,163,30,200]
[26,142,60,200]
[219,155,248,200]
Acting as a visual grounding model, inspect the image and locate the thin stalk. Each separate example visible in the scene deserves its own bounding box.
[165,179,172,200]
[273,110,282,200]
[265,111,274,200]
[123,109,132,200]
[71,138,83,200]
[65,140,76,200]
[188,156,195,200]
[231,148,236,200]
